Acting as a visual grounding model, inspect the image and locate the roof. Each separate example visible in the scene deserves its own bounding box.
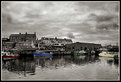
[41,37,72,42]
[75,42,101,45]
[10,34,36,37]
[66,42,102,46]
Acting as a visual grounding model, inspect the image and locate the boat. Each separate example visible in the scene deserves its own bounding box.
[2,51,19,60]
[99,51,116,58]
[74,50,86,55]
[34,50,53,56]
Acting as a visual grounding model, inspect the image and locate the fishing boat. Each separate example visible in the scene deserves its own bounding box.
[34,50,53,56]
[74,50,86,55]
[99,51,116,58]
[2,51,19,60]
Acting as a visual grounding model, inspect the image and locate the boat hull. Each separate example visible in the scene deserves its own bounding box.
[2,56,19,60]
[99,54,114,58]
[74,53,85,55]
[34,52,53,56]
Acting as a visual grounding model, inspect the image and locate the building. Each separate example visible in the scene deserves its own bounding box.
[2,38,9,46]
[65,42,102,51]
[40,37,72,46]
[36,39,46,50]
[103,45,119,52]
[37,37,73,50]
[9,32,36,43]
[7,32,37,50]
[15,41,35,49]
[2,42,16,51]
[2,38,9,42]
[2,38,13,51]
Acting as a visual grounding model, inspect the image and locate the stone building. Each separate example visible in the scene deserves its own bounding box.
[40,37,72,46]
[15,41,35,49]
[2,42,16,51]
[65,42,102,51]
[9,32,36,43]
[8,32,37,49]
[37,37,73,50]
[2,38,14,51]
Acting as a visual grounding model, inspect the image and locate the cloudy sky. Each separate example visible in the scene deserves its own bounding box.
[1,1,120,46]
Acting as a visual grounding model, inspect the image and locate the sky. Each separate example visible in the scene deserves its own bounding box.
[1,1,120,46]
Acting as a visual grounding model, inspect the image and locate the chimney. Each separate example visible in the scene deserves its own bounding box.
[55,37,57,39]
[25,32,27,34]
[34,32,36,35]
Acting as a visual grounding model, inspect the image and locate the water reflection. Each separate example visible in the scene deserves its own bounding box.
[2,55,119,77]
[107,57,119,67]
[2,58,35,76]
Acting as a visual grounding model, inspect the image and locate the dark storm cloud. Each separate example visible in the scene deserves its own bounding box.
[88,12,119,31]
[96,23,118,31]
[96,15,115,22]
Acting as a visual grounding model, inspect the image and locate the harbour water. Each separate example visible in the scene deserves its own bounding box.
[2,55,120,81]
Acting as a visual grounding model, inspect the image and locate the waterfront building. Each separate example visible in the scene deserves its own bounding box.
[40,37,72,46]
[2,38,14,51]
[15,41,35,49]
[37,37,72,50]
[1,32,37,50]
[65,42,102,51]
[103,45,119,52]
[2,42,16,51]
[2,38,9,42]
[9,32,36,43]
[2,38,9,46]
[36,39,46,50]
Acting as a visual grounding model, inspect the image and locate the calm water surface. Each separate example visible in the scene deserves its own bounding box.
[2,55,120,80]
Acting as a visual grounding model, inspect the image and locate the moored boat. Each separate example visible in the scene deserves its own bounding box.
[34,50,53,56]
[2,51,19,60]
[74,50,86,56]
[99,51,116,58]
